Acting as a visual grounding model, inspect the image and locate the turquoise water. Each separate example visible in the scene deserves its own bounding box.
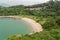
[0,18,31,40]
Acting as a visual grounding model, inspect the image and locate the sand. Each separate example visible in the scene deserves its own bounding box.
[21,18,43,33]
[0,16,43,33]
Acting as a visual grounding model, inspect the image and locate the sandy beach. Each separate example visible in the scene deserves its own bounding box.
[22,18,43,33]
[0,16,43,33]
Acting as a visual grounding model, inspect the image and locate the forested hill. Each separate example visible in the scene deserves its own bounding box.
[0,0,60,16]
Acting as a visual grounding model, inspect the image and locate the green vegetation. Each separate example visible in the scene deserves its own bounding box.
[0,0,60,40]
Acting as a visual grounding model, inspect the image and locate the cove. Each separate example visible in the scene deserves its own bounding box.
[0,18,32,40]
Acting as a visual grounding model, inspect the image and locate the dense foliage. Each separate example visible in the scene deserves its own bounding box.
[0,0,60,40]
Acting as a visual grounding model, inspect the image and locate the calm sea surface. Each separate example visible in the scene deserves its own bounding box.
[0,18,32,40]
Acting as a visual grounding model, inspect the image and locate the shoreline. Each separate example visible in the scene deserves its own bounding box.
[0,16,43,34]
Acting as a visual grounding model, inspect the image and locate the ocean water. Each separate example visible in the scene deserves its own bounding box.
[0,18,32,40]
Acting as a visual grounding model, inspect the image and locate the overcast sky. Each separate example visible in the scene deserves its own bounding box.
[0,0,49,6]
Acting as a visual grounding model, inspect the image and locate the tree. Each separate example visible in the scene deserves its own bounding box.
[56,17,60,26]
[42,19,57,30]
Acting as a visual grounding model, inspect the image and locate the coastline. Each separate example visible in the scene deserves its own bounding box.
[0,16,43,34]
[21,18,43,33]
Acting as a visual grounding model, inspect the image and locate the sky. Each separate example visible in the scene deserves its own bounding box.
[0,0,49,6]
